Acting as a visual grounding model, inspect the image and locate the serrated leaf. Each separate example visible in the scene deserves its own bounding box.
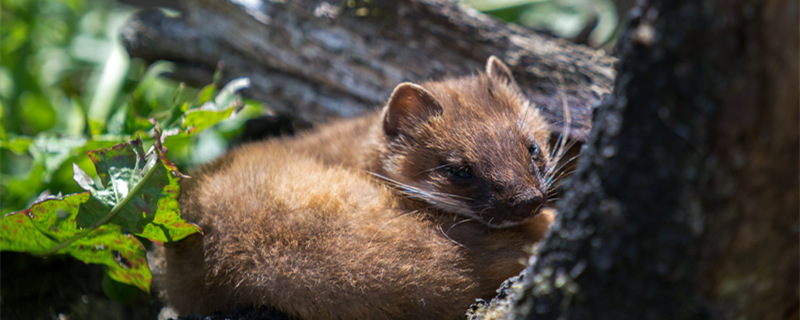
[0,193,152,292]
[141,126,199,242]
[75,134,200,243]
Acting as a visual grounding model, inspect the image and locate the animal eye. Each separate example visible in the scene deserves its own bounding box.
[444,165,473,180]
[528,143,541,160]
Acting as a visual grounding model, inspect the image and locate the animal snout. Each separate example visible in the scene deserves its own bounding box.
[511,197,544,218]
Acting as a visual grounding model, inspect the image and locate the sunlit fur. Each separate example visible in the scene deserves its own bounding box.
[162,57,572,319]
[358,72,561,228]
[168,146,483,319]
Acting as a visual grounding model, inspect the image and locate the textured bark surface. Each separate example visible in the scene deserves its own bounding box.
[692,1,799,318]
[469,0,798,319]
[120,0,615,141]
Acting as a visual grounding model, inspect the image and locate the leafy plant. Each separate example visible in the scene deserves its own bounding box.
[0,75,253,293]
[1,0,264,298]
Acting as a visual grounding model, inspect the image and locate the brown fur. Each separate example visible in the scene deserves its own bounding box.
[163,56,559,319]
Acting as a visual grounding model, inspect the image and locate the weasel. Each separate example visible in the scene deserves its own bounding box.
[163,56,564,319]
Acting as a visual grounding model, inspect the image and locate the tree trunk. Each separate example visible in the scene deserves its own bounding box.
[471,0,798,319]
[121,0,615,141]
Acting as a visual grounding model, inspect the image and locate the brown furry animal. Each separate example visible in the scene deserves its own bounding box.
[163,57,563,319]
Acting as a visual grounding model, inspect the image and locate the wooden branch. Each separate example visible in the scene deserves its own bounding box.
[120,0,615,141]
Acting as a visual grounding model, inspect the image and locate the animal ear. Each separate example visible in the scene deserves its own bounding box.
[383,82,443,138]
[486,55,522,92]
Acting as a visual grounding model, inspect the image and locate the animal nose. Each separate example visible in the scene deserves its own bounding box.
[511,197,543,218]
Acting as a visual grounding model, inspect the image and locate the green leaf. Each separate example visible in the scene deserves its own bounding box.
[214,77,250,108]
[75,134,200,243]
[19,92,56,134]
[181,108,238,135]
[28,134,88,178]
[0,136,32,155]
[124,103,153,133]
[1,164,47,215]
[181,77,249,135]
[0,193,151,292]
[196,83,216,105]
[88,117,107,136]
[0,132,201,292]
[70,225,150,293]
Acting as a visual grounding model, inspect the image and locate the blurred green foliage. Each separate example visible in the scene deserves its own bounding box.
[464,0,619,46]
[0,0,264,216]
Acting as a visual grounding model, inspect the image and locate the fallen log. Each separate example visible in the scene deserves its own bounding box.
[120,0,616,141]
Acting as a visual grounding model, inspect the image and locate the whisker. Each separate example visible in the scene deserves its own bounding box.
[547,139,579,170]
[546,168,576,186]
[446,218,474,234]
[438,224,469,250]
[546,154,580,182]
[420,164,450,174]
[546,149,580,175]
[550,139,580,164]
[368,172,474,207]
[546,171,576,192]
[543,86,575,187]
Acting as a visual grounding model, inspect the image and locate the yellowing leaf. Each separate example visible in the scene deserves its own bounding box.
[0,193,151,292]
[1,132,201,293]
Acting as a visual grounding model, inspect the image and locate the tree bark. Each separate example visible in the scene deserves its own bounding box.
[470,0,798,319]
[120,0,615,141]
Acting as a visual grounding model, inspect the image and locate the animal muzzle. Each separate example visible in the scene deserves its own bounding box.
[510,197,544,219]
[484,195,544,225]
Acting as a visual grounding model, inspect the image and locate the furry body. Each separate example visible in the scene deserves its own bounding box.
[164,57,558,319]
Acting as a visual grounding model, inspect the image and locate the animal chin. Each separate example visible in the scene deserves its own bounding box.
[430,202,538,229]
[481,213,537,229]
[483,219,528,229]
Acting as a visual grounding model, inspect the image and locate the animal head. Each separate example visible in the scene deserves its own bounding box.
[376,56,562,228]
